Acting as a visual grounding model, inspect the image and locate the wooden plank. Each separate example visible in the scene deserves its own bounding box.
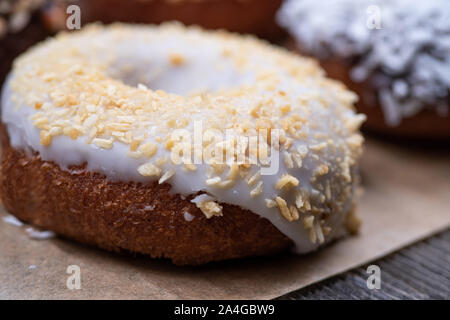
[280,231,450,300]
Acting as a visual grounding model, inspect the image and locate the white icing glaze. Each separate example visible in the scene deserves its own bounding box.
[1,24,364,253]
[278,0,450,126]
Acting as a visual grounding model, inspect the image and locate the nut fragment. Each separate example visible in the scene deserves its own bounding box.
[168,52,186,66]
[137,163,161,177]
[345,206,361,234]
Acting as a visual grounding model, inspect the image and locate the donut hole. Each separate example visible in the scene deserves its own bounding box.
[106,41,254,96]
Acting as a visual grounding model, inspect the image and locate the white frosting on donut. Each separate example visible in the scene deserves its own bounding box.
[1,23,365,253]
[278,0,450,126]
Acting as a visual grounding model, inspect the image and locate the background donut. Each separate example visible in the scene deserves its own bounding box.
[278,0,450,140]
[76,0,284,40]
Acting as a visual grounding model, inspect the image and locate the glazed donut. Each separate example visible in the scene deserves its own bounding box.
[0,24,365,265]
[77,0,284,39]
[278,0,450,140]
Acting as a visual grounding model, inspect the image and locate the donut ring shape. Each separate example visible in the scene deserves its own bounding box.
[1,24,365,264]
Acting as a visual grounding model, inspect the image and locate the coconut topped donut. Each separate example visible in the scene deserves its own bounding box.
[278,0,450,127]
[1,23,364,254]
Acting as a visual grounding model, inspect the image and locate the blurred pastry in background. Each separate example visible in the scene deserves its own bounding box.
[0,0,67,86]
[278,0,450,140]
[77,0,284,39]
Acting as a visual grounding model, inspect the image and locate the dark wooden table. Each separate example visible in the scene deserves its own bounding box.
[279,230,450,300]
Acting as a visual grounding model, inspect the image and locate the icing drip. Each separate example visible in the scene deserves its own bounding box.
[0,0,45,37]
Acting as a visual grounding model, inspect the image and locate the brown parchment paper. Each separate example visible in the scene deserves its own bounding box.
[0,138,449,300]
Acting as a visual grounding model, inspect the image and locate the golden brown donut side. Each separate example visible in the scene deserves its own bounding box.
[78,0,284,39]
[0,127,292,265]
